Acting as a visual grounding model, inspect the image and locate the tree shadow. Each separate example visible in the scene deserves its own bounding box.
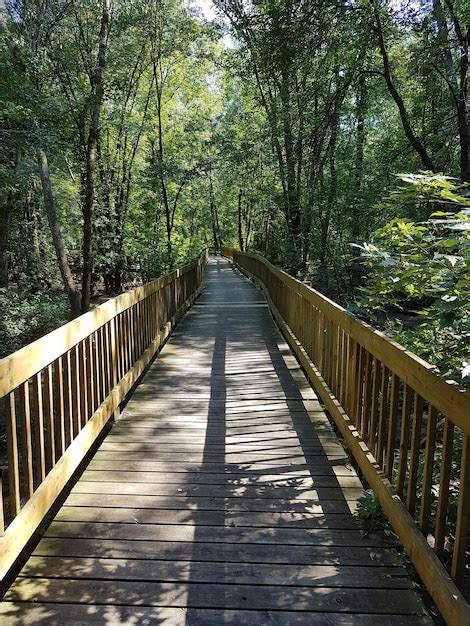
[0,257,430,624]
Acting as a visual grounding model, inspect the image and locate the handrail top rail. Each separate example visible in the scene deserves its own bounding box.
[226,249,470,433]
[0,250,207,398]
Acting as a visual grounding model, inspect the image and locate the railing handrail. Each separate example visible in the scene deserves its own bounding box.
[223,247,470,625]
[0,259,201,398]
[0,249,208,582]
[227,249,470,432]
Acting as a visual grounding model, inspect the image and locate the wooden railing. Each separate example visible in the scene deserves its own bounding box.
[223,248,470,625]
[0,249,208,581]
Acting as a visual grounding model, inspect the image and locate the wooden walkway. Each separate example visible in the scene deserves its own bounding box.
[0,258,431,624]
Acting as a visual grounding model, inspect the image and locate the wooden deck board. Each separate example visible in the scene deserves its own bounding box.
[1,257,431,624]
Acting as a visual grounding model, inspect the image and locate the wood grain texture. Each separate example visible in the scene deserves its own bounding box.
[1,258,429,624]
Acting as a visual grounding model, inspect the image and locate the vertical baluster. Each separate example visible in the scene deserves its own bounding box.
[345,338,356,417]
[419,405,438,534]
[110,316,120,419]
[368,359,381,455]
[31,372,46,483]
[333,326,341,398]
[0,470,4,534]
[43,364,56,472]
[325,319,332,386]
[54,357,66,455]
[435,418,454,557]
[86,335,95,418]
[376,365,390,466]
[114,316,121,383]
[451,433,470,586]
[407,393,424,516]
[114,313,126,372]
[19,382,34,498]
[78,341,88,428]
[101,325,109,397]
[396,385,412,498]
[354,346,365,427]
[126,307,133,367]
[121,312,129,374]
[70,345,81,436]
[5,392,20,517]
[94,330,102,408]
[136,302,143,358]
[385,374,400,480]
[361,352,373,441]
[339,330,346,407]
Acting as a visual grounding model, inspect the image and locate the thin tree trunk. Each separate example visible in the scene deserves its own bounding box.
[434,0,469,182]
[352,76,366,243]
[81,0,110,313]
[237,188,244,252]
[36,147,81,317]
[373,4,435,171]
[0,201,10,288]
[280,66,302,259]
[209,167,220,251]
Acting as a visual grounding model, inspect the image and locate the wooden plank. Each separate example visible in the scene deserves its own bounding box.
[87,459,355,475]
[43,521,385,547]
[34,536,401,566]
[18,556,412,588]
[0,603,434,625]
[69,481,364,502]
[54,506,360,529]
[63,493,358,514]
[79,470,361,488]
[257,286,469,625]
[4,578,427,614]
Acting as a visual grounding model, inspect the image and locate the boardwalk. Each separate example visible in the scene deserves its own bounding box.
[0,258,430,624]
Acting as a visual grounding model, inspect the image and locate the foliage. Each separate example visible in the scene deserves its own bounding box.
[0,289,69,358]
[354,174,470,386]
[0,0,468,367]
[355,490,391,533]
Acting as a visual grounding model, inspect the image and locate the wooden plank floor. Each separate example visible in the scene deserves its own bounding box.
[0,257,431,624]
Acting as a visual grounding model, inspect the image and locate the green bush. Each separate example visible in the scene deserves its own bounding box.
[0,289,70,358]
[355,490,391,533]
[353,174,470,387]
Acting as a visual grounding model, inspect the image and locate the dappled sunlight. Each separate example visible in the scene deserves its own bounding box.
[1,258,428,624]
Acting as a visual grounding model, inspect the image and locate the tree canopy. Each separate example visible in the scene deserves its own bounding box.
[0,0,468,383]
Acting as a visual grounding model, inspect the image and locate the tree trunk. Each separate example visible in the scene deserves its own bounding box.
[0,201,9,288]
[36,147,81,317]
[434,0,469,182]
[81,0,110,313]
[352,76,366,243]
[237,188,244,252]
[280,66,302,260]
[209,168,220,252]
[373,4,435,171]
